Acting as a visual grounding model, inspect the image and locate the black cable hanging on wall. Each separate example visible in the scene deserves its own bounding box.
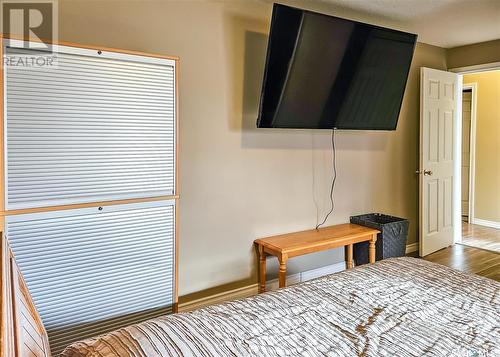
[316,129,337,230]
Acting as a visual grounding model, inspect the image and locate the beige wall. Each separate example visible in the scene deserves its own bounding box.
[57,0,447,297]
[463,71,500,223]
[447,39,500,70]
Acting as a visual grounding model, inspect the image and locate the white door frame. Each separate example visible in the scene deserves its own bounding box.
[462,83,477,227]
[449,61,500,74]
[454,77,463,245]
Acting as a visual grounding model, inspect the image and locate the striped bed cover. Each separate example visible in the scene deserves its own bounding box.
[62,258,499,356]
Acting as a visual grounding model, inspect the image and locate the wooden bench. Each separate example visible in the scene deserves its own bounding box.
[254,223,379,293]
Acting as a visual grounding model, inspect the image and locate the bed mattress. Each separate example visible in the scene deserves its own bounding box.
[62,257,500,356]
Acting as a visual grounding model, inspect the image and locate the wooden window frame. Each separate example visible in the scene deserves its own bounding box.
[0,34,180,311]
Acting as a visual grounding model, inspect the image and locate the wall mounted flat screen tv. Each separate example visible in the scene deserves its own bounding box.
[257,4,417,130]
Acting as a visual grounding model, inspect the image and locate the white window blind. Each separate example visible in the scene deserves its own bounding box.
[3,41,178,356]
[6,200,176,356]
[4,45,176,209]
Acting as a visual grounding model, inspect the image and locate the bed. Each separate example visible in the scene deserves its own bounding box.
[2,234,499,357]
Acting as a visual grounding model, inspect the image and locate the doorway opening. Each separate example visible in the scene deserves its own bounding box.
[457,70,500,253]
[419,65,500,257]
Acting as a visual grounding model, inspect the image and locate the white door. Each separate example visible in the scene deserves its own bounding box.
[419,67,460,256]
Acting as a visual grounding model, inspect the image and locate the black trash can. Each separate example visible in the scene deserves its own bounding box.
[350,213,409,265]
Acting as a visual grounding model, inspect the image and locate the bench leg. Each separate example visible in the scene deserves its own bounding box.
[346,244,353,269]
[369,234,377,263]
[278,255,288,288]
[258,245,266,293]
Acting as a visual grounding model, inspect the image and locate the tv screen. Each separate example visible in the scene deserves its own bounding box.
[257,4,417,130]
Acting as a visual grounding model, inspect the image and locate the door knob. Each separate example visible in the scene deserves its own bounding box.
[415,169,433,176]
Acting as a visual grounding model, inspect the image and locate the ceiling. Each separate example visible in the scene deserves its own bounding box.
[273,0,500,48]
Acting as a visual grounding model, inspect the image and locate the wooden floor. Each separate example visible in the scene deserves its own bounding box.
[461,222,500,252]
[424,244,500,281]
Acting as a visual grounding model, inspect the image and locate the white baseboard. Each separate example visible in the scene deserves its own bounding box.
[301,261,347,281]
[265,272,301,291]
[472,218,500,229]
[405,242,418,254]
[178,284,258,312]
[179,246,419,313]
[179,261,346,312]
[265,261,346,291]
